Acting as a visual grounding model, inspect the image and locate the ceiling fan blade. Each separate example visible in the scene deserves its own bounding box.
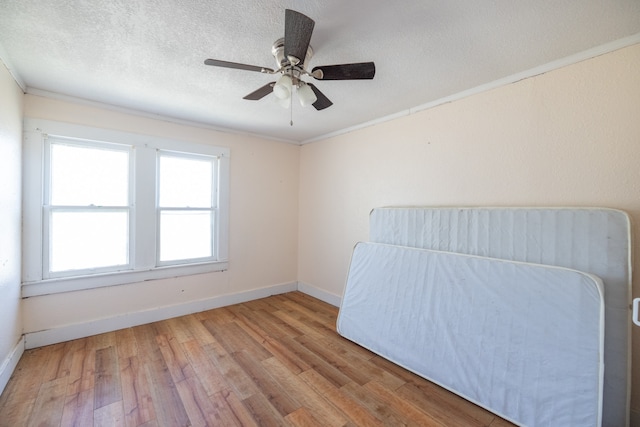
[308,84,333,110]
[243,82,275,100]
[311,62,376,80]
[284,9,315,65]
[204,59,274,74]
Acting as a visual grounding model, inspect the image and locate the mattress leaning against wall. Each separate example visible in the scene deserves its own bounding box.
[337,242,605,427]
[368,207,632,427]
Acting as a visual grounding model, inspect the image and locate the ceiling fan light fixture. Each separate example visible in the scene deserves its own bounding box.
[297,83,317,107]
[273,74,292,99]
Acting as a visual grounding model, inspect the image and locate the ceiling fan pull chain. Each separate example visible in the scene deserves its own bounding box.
[290,94,293,126]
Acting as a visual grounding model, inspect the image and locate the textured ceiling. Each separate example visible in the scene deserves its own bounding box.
[1,0,639,143]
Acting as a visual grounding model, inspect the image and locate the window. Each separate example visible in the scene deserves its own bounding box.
[157,152,217,265]
[45,138,133,276]
[22,119,229,296]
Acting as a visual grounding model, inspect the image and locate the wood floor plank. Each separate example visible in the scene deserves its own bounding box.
[341,381,413,426]
[244,308,305,339]
[184,314,218,345]
[280,336,352,389]
[260,336,311,375]
[115,328,138,360]
[196,306,236,325]
[155,334,193,384]
[240,297,282,313]
[262,357,348,427]
[119,355,156,427]
[60,389,94,427]
[278,306,336,337]
[271,310,326,341]
[92,331,117,351]
[144,356,190,427]
[72,336,98,396]
[231,311,311,375]
[66,342,94,397]
[93,400,125,427]
[295,334,372,386]
[0,395,36,427]
[94,346,122,410]
[241,392,287,427]
[41,342,68,382]
[0,346,50,412]
[218,389,259,427]
[27,376,68,427]
[164,316,196,344]
[396,380,496,427]
[318,337,406,391]
[229,307,272,344]
[203,320,272,361]
[0,292,517,427]
[232,349,301,417]
[279,298,336,329]
[153,319,176,337]
[181,339,228,396]
[321,330,377,363]
[291,291,339,314]
[284,407,325,427]
[202,343,259,400]
[205,389,245,427]
[299,368,384,427]
[363,380,445,426]
[131,323,163,363]
[173,375,214,426]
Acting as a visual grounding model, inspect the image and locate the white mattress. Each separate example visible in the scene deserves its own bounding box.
[338,242,605,427]
[369,207,631,427]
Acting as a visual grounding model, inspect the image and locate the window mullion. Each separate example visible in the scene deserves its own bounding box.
[134,145,158,270]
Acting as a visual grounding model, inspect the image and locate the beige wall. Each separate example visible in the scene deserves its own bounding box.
[22,95,300,335]
[298,44,640,415]
[0,62,23,385]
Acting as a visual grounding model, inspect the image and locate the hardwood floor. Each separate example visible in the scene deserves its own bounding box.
[0,292,515,426]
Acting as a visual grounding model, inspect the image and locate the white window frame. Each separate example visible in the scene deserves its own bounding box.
[22,119,230,297]
[155,150,219,267]
[43,137,134,278]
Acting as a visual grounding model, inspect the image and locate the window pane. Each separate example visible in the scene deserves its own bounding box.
[159,211,212,262]
[50,211,129,272]
[159,155,212,208]
[51,143,129,206]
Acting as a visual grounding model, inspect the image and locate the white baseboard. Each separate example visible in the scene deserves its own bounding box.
[297,281,342,307]
[24,282,297,349]
[23,280,341,350]
[0,336,25,396]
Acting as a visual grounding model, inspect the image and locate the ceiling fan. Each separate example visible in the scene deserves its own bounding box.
[204,9,375,112]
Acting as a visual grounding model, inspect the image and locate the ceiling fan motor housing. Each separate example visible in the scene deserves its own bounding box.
[271,37,313,72]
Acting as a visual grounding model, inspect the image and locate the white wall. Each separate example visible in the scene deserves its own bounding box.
[298,44,640,417]
[0,61,24,392]
[22,95,300,345]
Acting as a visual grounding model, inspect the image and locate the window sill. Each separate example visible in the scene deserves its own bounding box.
[21,261,229,297]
